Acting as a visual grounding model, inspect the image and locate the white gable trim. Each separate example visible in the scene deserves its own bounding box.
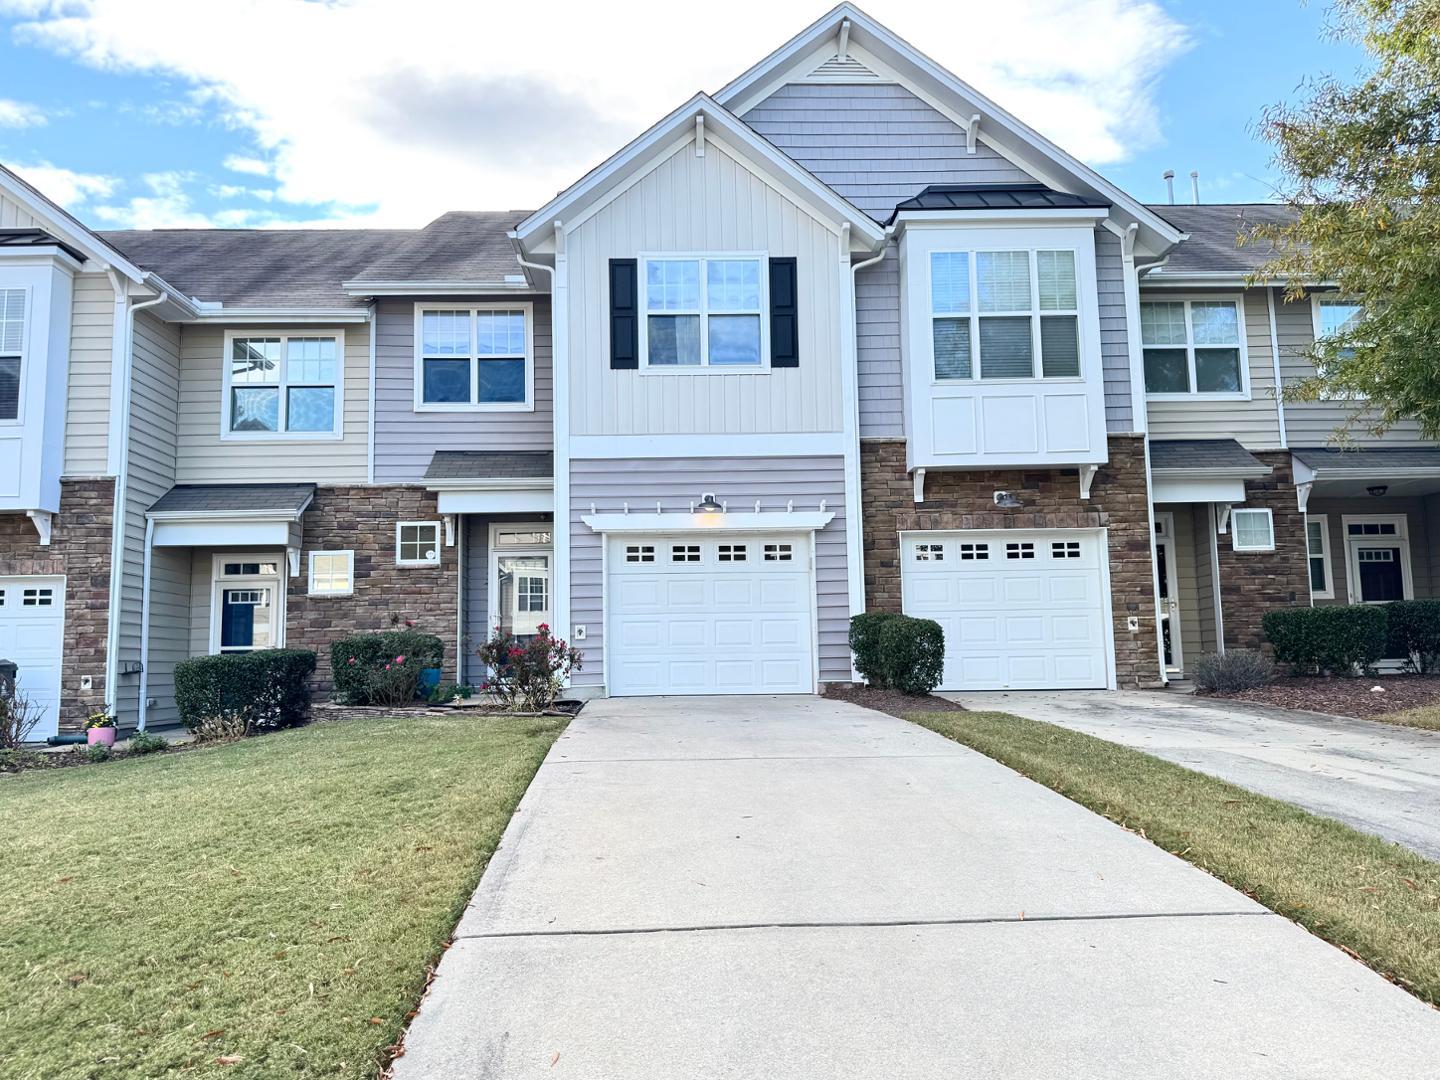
[0,163,147,283]
[512,93,885,251]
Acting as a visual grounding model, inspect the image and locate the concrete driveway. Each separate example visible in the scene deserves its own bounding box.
[393,696,1440,1079]
[949,689,1440,861]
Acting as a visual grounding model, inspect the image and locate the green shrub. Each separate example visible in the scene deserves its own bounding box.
[877,615,946,694]
[1193,648,1274,693]
[1384,599,1440,673]
[849,612,898,687]
[126,731,169,755]
[474,625,582,712]
[330,631,444,705]
[79,743,110,764]
[174,649,317,733]
[428,682,474,704]
[1262,605,1388,676]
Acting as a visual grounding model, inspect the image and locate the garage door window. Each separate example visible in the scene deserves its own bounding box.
[624,544,654,563]
[959,543,989,560]
[22,587,54,606]
[718,543,748,562]
[764,543,793,561]
[915,543,945,561]
[671,544,701,563]
[1006,542,1035,559]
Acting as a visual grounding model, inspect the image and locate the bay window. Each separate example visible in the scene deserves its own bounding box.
[0,287,25,422]
[1141,298,1246,397]
[641,255,765,369]
[225,331,343,437]
[416,304,533,409]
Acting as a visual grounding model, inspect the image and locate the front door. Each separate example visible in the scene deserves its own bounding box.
[1356,548,1405,602]
[1154,515,1182,673]
[488,523,554,644]
[1345,517,1412,604]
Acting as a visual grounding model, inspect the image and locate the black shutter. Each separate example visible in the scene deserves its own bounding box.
[609,259,639,369]
[769,257,798,367]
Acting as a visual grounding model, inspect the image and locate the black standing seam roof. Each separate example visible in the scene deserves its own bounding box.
[0,227,87,263]
[887,183,1110,224]
[148,483,316,515]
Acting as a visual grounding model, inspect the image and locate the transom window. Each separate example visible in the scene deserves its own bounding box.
[308,551,354,597]
[1231,508,1275,552]
[495,528,552,547]
[225,332,342,437]
[221,560,279,577]
[0,287,24,422]
[764,543,794,562]
[930,249,1081,381]
[416,304,532,409]
[1141,299,1245,396]
[1348,521,1397,537]
[396,522,442,566]
[642,255,766,369]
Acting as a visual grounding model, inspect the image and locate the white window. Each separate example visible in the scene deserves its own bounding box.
[21,587,53,606]
[1006,542,1036,560]
[224,331,343,438]
[1231,508,1275,552]
[0,287,24,423]
[211,556,282,654]
[396,522,441,566]
[1314,297,1362,353]
[930,248,1081,381]
[1141,298,1247,398]
[415,303,533,410]
[308,550,354,596]
[1052,541,1081,559]
[1306,515,1332,599]
[516,574,547,613]
[640,255,767,370]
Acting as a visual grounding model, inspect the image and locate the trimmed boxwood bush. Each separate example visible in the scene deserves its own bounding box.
[330,630,445,705]
[1384,599,1440,673]
[1261,605,1388,676]
[849,613,945,694]
[1193,648,1274,693]
[848,612,898,687]
[174,649,316,733]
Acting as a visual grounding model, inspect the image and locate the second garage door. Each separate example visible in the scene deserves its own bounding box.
[607,534,815,696]
[0,576,65,741]
[901,530,1110,691]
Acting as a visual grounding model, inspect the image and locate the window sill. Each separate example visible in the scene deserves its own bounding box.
[413,401,534,413]
[1146,392,1252,403]
[636,366,772,376]
[1232,544,1277,554]
[307,590,354,598]
[219,431,345,442]
[396,560,441,569]
[930,376,1086,388]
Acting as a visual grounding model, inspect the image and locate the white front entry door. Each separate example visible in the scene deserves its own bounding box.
[606,534,815,696]
[0,576,66,741]
[901,530,1110,691]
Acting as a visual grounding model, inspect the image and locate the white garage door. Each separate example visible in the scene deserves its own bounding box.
[0,576,65,741]
[902,531,1109,691]
[607,534,815,696]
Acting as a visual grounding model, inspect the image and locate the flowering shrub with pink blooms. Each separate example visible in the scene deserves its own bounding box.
[330,629,444,705]
[475,624,582,712]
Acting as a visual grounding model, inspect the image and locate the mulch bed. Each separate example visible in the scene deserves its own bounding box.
[313,700,584,723]
[822,683,966,719]
[1200,675,1440,718]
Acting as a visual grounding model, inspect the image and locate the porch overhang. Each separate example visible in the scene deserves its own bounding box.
[146,483,314,573]
[423,450,554,516]
[1293,446,1440,505]
[1149,439,1271,504]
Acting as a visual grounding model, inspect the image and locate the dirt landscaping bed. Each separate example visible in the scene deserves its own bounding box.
[822,683,967,717]
[1201,674,1440,719]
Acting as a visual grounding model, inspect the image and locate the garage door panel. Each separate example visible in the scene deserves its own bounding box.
[1053,614,1098,642]
[713,580,756,607]
[713,620,755,647]
[1001,577,1044,603]
[615,578,663,609]
[665,580,707,607]
[759,618,803,647]
[1003,616,1045,642]
[669,619,709,647]
[0,576,65,741]
[616,619,663,649]
[1050,576,1093,603]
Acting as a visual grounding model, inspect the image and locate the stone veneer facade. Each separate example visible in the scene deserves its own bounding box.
[861,435,1163,688]
[1216,451,1311,651]
[285,486,461,698]
[0,478,115,731]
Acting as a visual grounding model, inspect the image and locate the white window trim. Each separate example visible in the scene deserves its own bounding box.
[1230,507,1275,552]
[486,520,554,643]
[927,246,1087,384]
[1309,294,1368,401]
[0,283,31,428]
[307,549,355,597]
[1341,514,1413,604]
[208,553,285,654]
[412,301,535,412]
[220,329,345,441]
[637,252,771,374]
[1305,514,1333,601]
[395,520,443,567]
[1152,511,1183,674]
[1142,294,1252,402]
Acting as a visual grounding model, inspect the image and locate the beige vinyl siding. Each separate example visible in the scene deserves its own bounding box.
[1310,498,1436,606]
[62,273,116,475]
[175,323,369,483]
[189,551,213,657]
[1158,502,1219,670]
[1276,294,1432,446]
[1143,289,1283,449]
[567,139,845,437]
[1189,505,1219,655]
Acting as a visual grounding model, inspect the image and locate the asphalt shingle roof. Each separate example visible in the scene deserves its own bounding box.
[888,183,1108,223]
[148,483,315,515]
[347,211,531,284]
[1150,439,1270,473]
[1292,446,1440,473]
[424,451,554,481]
[1144,203,1298,276]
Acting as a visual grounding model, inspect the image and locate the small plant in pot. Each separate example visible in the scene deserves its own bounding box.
[85,710,117,747]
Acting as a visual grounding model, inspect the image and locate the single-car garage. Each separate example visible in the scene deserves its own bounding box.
[901,530,1112,691]
[606,533,816,696]
[0,575,65,741]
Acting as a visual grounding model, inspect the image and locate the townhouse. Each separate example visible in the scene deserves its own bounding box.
[2,4,1429,738]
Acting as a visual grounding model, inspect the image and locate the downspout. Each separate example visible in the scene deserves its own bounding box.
[366,300,377,484]
[102,275,167,721]
[135,517,155,732]
[1266,287,1287,448]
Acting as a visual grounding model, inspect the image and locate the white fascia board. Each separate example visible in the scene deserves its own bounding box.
[0,163,149,282]
[512,93,884,251]
[581,510,835,534]
[187,308,372,325]
[341,280,539,296]
[1151,476,1249,504]
[151,518,296,548]
[713,3,1182,251]
[436,489,554,515]
[0,246,85,271]
[893,209,1109,228]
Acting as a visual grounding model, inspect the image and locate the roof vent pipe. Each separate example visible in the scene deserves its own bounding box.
[1190,170,1200,205]
[1163,169,1175,204]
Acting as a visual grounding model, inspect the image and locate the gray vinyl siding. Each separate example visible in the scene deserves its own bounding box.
[1276,294,1432,446]
[857,241,902,438]
[116,311,184,726]
[62,273,115,475]
[1309,499,1437,606]
[374,296,553,483]
[1095,230,1134,432]
[463,517,490,685]
[568,456,850,690]
[741,82,1037,220]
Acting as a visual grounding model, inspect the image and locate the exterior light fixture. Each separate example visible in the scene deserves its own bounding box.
[993,490,1022,509]
[1367,485,1388,497]
[697,493,723,513]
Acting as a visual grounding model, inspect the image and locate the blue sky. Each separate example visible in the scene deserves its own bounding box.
[0,0,1365,230]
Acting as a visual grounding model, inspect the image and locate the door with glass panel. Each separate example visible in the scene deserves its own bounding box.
[211,556,282,654]
[1153,514,1182,673]
[489,524,553,643]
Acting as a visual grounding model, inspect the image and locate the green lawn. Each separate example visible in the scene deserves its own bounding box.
[0,713,565,1079]
[909,710,1440,1006]
[1371,704,1440,731]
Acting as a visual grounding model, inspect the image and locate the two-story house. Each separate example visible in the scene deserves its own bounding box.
[1,3,1425,737]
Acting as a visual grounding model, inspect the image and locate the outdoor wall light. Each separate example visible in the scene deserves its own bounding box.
[697,493,723,513]
[1367,485,1389,497]
[993,490,1022,509]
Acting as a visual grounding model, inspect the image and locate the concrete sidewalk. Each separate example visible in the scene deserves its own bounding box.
[392,696,1440,1079]
[950,688,1440,860]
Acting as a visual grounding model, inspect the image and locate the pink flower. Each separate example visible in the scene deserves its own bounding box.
[348,657,356,665]
[395,655,406,664]
[385,663,392,671]
[405,619,416,627]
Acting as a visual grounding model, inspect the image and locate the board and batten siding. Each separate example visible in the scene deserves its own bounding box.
[374,296,553,484]
[741,82,1037,221]
[0,190,47,229]
[1142,289,1283,449]
[568,456,851,691]
[62,273,116,475]
[175,323,370,484]
[567,141,845,438]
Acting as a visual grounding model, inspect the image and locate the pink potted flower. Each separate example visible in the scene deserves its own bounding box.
[85,711,117,747]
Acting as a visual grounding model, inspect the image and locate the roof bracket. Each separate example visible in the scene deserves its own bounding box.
[1296,481,1312,515]
[1121,222,1138,260]
[287,546,301,578]
[837,17,851,60]
[25,509,52,546]
[966,113,981,154]
[1216,504,1233,535]
[913,468,926,504]
[443,515,456,547]
[694,115,705,157]
[1079,464,1099,501]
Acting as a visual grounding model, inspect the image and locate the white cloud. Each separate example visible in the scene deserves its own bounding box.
[8,160,116,208]
[0,97,47,128]
[3,0,1191,226]
[90,170,218,228]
